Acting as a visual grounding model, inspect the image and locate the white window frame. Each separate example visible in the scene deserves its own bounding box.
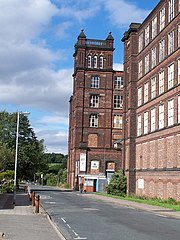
[168,0,174,22]
[178,59,180,84]
[168,30,174,55]
[99,56,103,69]
[159,70,165,94]
[178,25,180,48]
[91,76,99,88]
[152,16,157,39]
[145,54,149,74]
[139,32,143,52]
[137,115,142,136]
[159,104,164,129]
[138,60,142,78]
[93,56,97,68]
[114,95,123,109]
[90,95,99,108]
[151,108,156,132]
[159,39,165,62]
[144,82,149,103]
[138,87,142,107]
[151,47,156,68]
[114,76,123,89]
[145,25,150,46]
[87,55,92,68]
[178,96,180,123]
[113,115,123,129]
[168,99,174,126]
[151,76,156,99]
[160,7,165,31]
[168,63,174,89]
[144,111,149,134]
[90,114,98,127]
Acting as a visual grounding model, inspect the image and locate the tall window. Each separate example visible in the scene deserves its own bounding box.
[144,82,149,103]
[145,54,149,74]
[160,7,165,31]
[114,95,123,109]
[87,55,91,68]
[152,16,157,39]
[90,114,98,127]
[159,104,164,129]
[151,47,156,68]
[90,95,99,108]
[114,76,123,89]
[91,76,99,88]
[93,56,97,68]
[178,96,180,123]
[178,25,180,47]
[151,76,156,99]
[168,63,174,89]
[138,87,142,107]
[137,115,142,136]
[168,0,174,22]
[168,99,174,126]
[159,70,165,94]
[178,59,180,84]
[113,115,123,129]
[145,25,150,46]
[139,32,143,52]
[99,56,103,69]
[144,111,149,134]
[168,30,174,55]
[151,108,156,132]
[138,60,142,78]
[159,39,165,62]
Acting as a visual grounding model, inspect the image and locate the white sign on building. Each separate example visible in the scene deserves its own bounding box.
[79,153,86,171]
[138,178,144,189]
[91,161,99,170]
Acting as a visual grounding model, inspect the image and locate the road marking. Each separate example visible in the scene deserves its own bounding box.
[67,224,71,229]
[74,237,87,240]
[61,217,66,223]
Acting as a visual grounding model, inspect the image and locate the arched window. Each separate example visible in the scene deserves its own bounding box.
[93,56,97,68]
[99,56,103,69]
[87,55,92,68]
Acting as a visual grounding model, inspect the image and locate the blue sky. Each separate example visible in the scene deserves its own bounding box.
[0,0,159,154]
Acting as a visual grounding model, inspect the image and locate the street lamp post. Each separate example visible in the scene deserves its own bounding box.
[13,111,29,205]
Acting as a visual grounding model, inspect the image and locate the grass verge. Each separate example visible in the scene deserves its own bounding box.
[95,192,180,211]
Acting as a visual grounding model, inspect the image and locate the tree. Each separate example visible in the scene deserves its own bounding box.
[106,170,126,196]
[0,110,47,180]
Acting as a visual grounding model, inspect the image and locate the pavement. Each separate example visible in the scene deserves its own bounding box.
[0,191,64,240]
[0,190,179,240]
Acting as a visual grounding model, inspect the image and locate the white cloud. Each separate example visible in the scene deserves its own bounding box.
[113,63,124,71]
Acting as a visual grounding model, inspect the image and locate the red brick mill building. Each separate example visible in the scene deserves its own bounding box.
[68,0,180,200]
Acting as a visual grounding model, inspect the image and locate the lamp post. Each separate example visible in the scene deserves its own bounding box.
[13,111,29,205]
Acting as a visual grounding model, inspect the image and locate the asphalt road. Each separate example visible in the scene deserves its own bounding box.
[32,187,180,240]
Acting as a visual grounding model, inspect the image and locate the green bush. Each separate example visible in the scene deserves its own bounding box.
[106,170,126,196]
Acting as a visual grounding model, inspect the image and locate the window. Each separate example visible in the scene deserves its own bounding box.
[139,32,143,52]
[99,56,103,69]
[89,114,98,127]
[90,95,99,108]
[145,54,149,74]
[138,87,142,107]
[138,60,142,78]
[168,0,174,22]
[178,96,180,123]
[113,115,123,129]
[151,76,156,99]
[93,56,97,68]
[114,95,123,109]
[151,47,156,68]
[159,103,164,129]
[87,55,92,68]
[114,76,123,89]
[152,16,157,39]
[168,99,174,126]
[160,7,165,31]
[178,59,180,84]
[145,25,149,46]
[137,115,142,136]
[168,63,174,89]
[144,82,149,103]
[159,39,165,62]
[178,25,180,47]
[159,70,165,94]
[144,111,149,134]
[168,30,174,55]
[91,76,99,88]
[151,108,156,132]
